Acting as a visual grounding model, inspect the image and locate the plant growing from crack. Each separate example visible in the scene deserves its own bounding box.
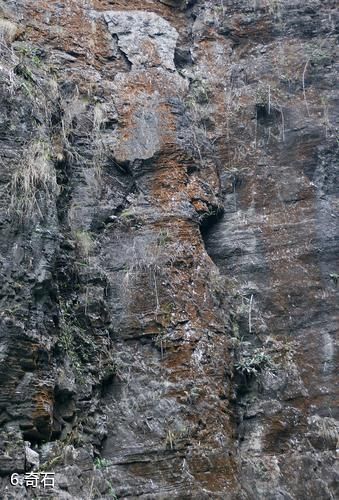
[235,349,273,377]
[165,430,176,450]
[9,139,57,222]
[74,230,94,264]
[58,300,99,378]
[94,457,112,469]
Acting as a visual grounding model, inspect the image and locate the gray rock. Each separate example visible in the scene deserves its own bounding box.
[104,11,179,70]
[24,444,39,471]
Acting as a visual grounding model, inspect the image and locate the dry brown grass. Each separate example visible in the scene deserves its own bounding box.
[9,140,57,221]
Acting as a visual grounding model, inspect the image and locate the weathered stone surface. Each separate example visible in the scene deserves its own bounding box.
[24,444,39,471]
[105,10,179,70]
[0,0,337,499]
[111,68,187,162]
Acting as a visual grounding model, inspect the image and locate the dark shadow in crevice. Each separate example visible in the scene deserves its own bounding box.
[256,103,282,127]
[200,207,224,238]
[55,157,73,225]
[174,46,193,70]
[51,386,76,441]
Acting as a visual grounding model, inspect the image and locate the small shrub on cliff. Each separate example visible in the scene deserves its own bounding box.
[74,230,94,262]
[187,78,211,106]
[9,140,57,221]
[94,457,111,469]
[235,349,273,377]
[264,0,283,17]
[0,31,20,95]
[0,19,18,44]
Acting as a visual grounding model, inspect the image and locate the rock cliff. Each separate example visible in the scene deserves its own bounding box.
[0,0,338,498]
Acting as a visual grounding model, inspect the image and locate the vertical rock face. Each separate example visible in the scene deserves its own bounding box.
[0,1,337,499]
[201,1,338,498]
